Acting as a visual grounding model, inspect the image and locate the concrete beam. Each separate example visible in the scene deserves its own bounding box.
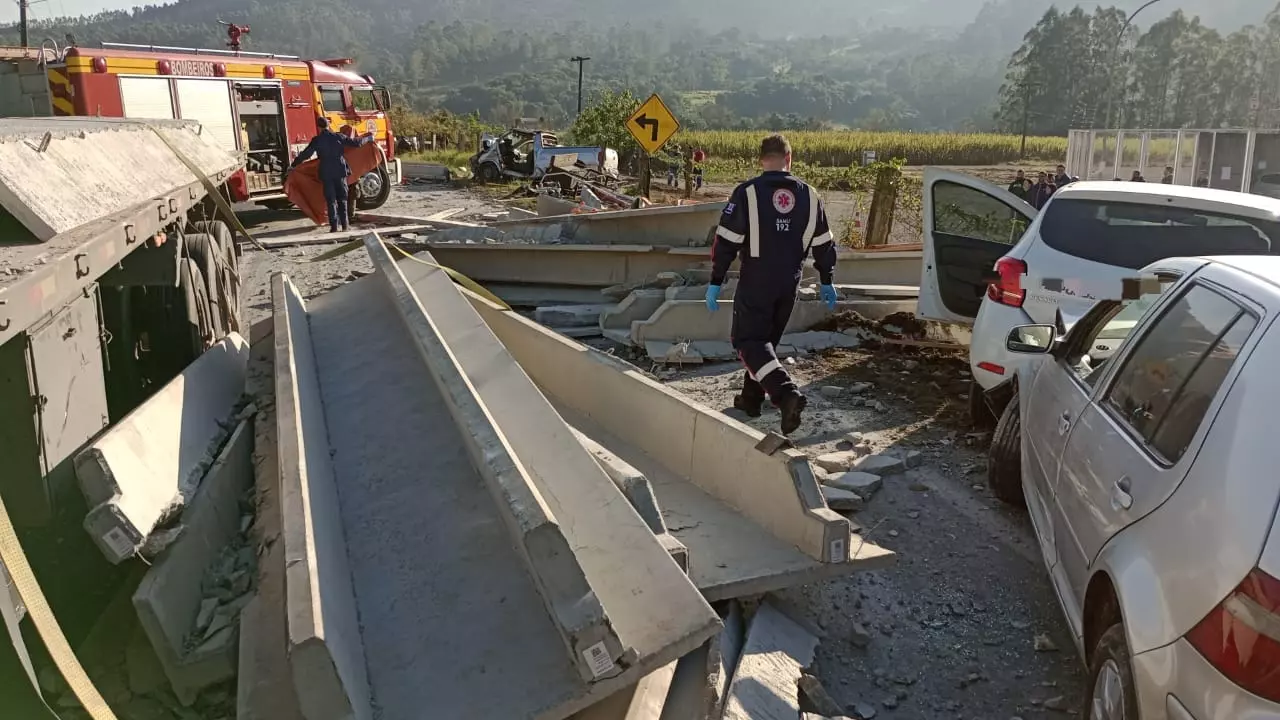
[0,118,240,242]
[382,238,720,678]
[630,299,917,346]
[272,274,372,720]
[494,201,726,247]
[413,243,923,291]
[569,661,679,720]
[77,333,249,564]
[572,426,689,573]
[132,417,253,704]
[461,286,894,598]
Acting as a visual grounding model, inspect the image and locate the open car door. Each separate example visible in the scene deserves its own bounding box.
[917,168,1038,325]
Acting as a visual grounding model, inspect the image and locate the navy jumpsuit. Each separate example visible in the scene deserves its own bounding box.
[291,129,372,230]
[711,171,837,405]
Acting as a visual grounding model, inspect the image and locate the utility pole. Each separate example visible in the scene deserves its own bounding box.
[1020,77,1033,159]
[570,56,590,116]
[19,0,29,47]
[1105,0,1166,128]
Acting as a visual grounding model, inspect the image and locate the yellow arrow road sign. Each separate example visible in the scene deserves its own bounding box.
[627,93,680,155]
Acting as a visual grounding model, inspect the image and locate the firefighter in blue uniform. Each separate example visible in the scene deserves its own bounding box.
[707,134,838,435]
[288,117,374,232]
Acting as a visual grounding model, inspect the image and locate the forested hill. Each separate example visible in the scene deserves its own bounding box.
[2,0,1277,132]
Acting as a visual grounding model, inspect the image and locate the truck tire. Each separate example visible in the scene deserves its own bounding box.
[190,221,242,333]
[356,164,392,210]
[988,396,1025,507]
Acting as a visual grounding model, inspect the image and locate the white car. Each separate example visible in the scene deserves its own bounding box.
[997,255,1280,720]
[915,169,1280,428]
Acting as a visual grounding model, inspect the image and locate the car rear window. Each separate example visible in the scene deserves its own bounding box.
[1038,199,1280,269]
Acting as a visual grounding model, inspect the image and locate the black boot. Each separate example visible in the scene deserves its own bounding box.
[733,394,763,418]
[779,393,808,435]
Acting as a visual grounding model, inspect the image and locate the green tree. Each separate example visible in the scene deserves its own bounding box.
[568,89,643,162]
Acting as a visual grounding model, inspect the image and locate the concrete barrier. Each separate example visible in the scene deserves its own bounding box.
[77,333,249,564]
[461,284,894,598]
[271,275,372,720]
[384,239,720,677]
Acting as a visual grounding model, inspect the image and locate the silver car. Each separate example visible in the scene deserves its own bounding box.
[994,254,1280,719]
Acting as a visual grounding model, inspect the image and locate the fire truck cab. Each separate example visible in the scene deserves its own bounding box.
[0,41,400,209]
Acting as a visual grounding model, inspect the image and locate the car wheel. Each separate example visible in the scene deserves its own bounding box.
[969,381,996,429]
[477,163,501,184]
[1084,624,1139,720]
[988,396,1025,507]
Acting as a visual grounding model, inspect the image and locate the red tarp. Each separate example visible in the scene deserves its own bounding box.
[283,143,383,226]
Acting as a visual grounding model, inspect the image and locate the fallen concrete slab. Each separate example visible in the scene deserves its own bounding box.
[411,243,923,291]
[384,240,720,673]
[493,201,726,247]
[569,661,679,720]
[132,417,253,704]
[722,602,819,720]
[272,241,721,719]
[77,333,249,564]
[630,299,916,346]
[572,427,689,573]
[537,304,612,328]
[458,284,894,600]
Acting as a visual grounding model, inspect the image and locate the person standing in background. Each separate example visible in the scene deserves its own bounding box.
[1054,164,1071,188]
[1162,166,1175,184]
[1029,171,1056,209]
[1007,170,1031,201]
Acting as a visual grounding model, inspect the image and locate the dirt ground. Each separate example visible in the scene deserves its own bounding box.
[237,183,1086,719]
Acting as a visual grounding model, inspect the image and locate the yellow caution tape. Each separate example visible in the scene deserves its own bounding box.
[384,242,511,310]
[306,237,511,310]
[0,492,117,720]
[145,124,268,252]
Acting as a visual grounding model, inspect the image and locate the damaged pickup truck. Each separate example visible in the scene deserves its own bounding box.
[471,127,619,186]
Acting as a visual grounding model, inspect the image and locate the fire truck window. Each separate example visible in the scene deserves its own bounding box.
[375,88,390,111]
[352,88,377,112]
[320,89,345,113]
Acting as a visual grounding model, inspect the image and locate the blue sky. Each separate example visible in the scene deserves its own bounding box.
[1,0,140,24]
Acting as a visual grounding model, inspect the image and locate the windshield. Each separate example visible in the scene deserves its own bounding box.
[1039,198,1280,269]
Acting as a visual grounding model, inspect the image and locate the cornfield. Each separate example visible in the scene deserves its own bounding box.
[680,130,1067,167]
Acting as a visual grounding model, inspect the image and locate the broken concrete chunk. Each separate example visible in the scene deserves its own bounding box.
[799,674,846,717]
[813,452,859,473]
[821,486,864,512]
[902,450,924,469]
[723,602,818,720]
[851,454,905,477]
[535,304,610,328]
[819,386,844,399]
[825,472,883,499]
[194,598,218,633]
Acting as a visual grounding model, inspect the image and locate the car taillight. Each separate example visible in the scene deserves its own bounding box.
[1186,568,1280,702]
[987,257,1027,308]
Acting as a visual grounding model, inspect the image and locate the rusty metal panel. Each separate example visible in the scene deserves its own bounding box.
[26,285,109,476]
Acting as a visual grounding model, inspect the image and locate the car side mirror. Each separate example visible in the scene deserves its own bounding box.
[1006,325,1056,354]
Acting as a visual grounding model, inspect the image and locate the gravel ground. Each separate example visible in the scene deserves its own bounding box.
[237,182,1088,719]
[662,346,1087,719]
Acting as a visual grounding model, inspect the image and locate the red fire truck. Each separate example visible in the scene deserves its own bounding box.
[19,41,400,208]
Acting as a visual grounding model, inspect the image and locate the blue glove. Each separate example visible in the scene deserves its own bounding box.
[705,284,722,312]
[820,284,838,310]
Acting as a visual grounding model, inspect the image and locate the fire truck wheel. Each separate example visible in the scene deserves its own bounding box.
[355,165,392,210]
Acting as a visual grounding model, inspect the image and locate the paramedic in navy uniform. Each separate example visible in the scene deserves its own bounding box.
[706,133,838,435]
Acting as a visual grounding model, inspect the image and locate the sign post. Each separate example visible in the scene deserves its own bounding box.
[626,93,680,199]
